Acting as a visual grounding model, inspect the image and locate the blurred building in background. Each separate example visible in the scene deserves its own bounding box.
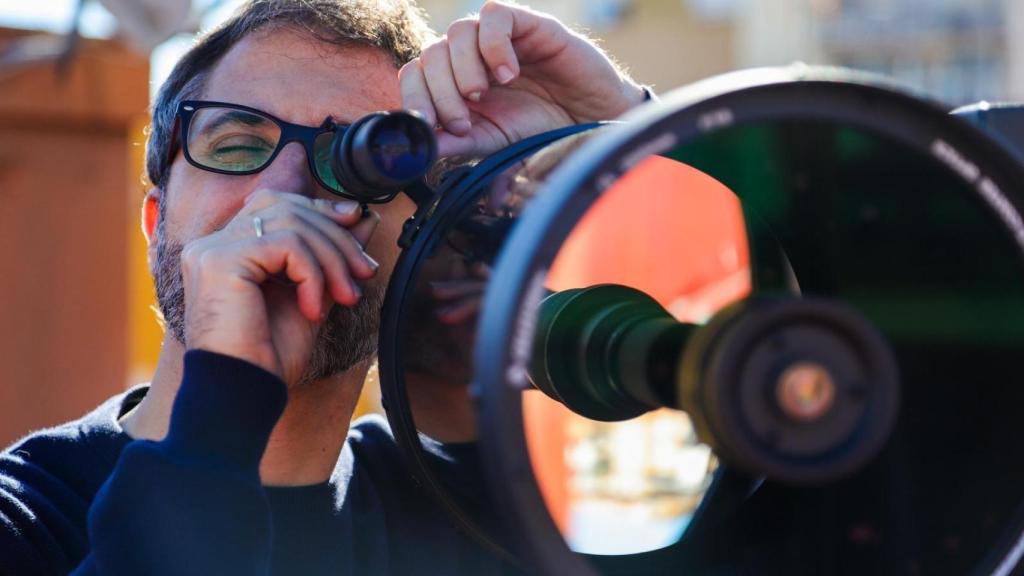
[420,0,1022,106]
[812,0,1013,105]
[1,0,1022,444]
[0,26,148,446]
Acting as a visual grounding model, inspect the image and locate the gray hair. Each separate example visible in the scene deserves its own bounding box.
[144,0,435,191]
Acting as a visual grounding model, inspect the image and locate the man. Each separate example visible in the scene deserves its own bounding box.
[0,0,648,574]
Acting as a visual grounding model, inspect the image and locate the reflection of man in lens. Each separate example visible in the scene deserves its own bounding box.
[402,152,559,443]
[0,1,649,573]
[404,242,488,442]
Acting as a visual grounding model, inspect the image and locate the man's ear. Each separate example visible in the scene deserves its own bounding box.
[142,188,161,272]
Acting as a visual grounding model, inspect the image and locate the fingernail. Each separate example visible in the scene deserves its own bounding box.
[467,91,482,102]
[350,278,362,299]
[334,201,359,215]
[449,118,472,135]
[365,253,379,271]
[495,65,515,84]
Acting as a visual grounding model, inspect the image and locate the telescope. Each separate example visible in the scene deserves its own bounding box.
[378,65,1024,575]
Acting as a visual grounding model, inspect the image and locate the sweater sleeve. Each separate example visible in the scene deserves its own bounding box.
[77,350,287,576]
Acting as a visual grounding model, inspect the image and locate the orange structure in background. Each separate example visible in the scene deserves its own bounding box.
[523,156,750,535]
[0,29,149,446]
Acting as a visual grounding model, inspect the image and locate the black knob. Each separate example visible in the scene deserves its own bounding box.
[679,297,901,484]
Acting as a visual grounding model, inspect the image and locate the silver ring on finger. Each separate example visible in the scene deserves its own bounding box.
[253,216,264,238]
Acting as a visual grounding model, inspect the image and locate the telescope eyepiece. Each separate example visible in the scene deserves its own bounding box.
[330,111,437,201]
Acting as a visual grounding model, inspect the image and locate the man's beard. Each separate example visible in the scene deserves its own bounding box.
[153,226,385,385]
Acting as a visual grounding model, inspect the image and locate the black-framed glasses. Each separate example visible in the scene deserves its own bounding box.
[173,100,375,202]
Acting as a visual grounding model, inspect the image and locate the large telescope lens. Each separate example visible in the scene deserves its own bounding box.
[374,68,1024,574]
[475,69,1024,575]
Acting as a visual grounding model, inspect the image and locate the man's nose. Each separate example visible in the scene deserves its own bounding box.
[251,141,317,196]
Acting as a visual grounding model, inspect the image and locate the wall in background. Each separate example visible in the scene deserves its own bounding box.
[0,28,149,446]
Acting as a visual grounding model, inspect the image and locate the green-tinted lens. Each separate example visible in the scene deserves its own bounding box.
[187,107,280,172]
[314,131,346,194]
[666,121,1024,345]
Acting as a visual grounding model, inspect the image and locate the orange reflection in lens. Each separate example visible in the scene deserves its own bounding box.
[546,155,750,323]
[525,155,749,552]
[523,391,574,534]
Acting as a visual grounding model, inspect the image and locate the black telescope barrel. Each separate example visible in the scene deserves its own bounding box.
[528,283,901,485]
[528,284,692,421]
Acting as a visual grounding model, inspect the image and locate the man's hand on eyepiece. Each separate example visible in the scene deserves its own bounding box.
[400,0,647,158]
[180,190,380,385]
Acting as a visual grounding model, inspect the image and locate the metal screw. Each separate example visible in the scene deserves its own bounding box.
[776,362,836,422]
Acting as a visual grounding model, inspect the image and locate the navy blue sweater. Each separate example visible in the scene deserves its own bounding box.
[0,350,513,575]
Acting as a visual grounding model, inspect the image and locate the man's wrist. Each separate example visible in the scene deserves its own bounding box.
[162,350,288,471]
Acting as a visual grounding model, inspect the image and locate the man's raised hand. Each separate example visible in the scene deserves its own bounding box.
[400,0,647,158]
[180,190,379,385]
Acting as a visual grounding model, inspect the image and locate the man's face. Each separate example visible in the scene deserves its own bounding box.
[153,28,416,381]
